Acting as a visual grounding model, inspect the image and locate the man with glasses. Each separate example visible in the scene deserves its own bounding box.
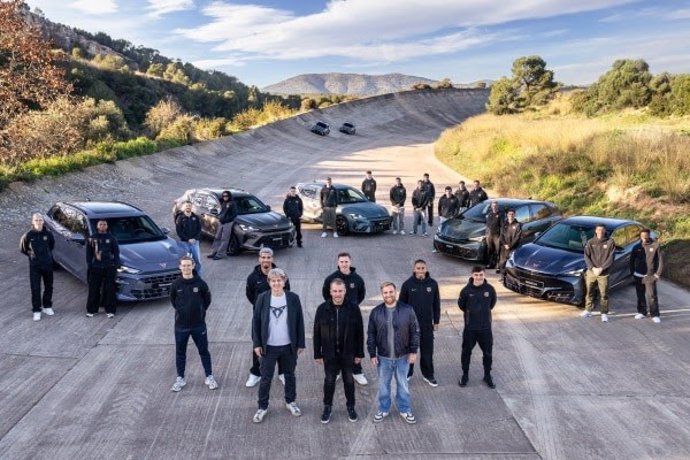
[208,190,237,260]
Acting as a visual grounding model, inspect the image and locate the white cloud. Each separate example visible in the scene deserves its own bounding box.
[147,0,195,18]
[69,0,117,14]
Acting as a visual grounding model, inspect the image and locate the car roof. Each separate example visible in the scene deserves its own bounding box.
[297,181,355,190]
[60,201,146,217]
[481,198,557,207]
[557,215,641,230]
[188,188,252,198]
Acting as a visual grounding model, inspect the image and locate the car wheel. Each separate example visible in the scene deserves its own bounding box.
[335,215,349,236]
[227,234,241,256]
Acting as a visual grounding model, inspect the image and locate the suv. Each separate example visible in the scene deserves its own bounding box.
[311,121,330,136]
[44,201,184,301]
[339,122,356,135]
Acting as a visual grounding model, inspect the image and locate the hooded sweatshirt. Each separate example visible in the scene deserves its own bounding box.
[457,277,496,331]
[246,263,291,306]
[170,274,212,328]
[322,267,366,306]
[20,228,55,268]
[584,235,615,274]
[630,239,664,278]
[399,272,441,327]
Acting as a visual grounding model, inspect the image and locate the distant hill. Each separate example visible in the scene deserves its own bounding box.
[263,73,439,96]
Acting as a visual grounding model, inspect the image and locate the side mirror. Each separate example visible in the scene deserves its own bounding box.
[534,232,541,238]
[210,208,219,216]
[160,227,171,235]
[266,205,271,211]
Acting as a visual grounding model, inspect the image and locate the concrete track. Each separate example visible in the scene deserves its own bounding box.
[0,88,688,460]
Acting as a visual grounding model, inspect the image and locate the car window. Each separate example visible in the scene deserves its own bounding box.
[204,193,219,210]
[538,222,595,252]
[337,188,367,204]
[611,224,640,249]
[317,122,328,128]
[192,192,204,207]
[514,206,530,223]
[298,185,317,199]
[67,209,89,237]
[91,216,165,244]
[49,205,69,229]
[235,196,269,214]
[530,203,551,221]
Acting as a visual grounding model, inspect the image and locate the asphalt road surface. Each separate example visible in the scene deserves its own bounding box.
[1,89,688,460]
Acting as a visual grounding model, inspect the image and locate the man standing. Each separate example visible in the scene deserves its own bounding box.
[581,224,615,322]
[422,173,435,226]
[362,170,377,202]
[368,282,420,424]
[170,256,217,392]
[468,180,488,208]
[320,177,339,238]
[283,186,303,248]
[630,229,664,323]
[454,181,470,208]
[208,190,238,260]
[175,201,203,276]
[411,180,429,237]
[498,209,522,277]
[252,268,305,423]
[389,177,406,235]
[399,260,440,386]
[314,278,364,423]
[322,252,368,385]
[458,266,497,389]
[245,247,291,388]
[20,213,55,321]
[438,186,460,225]
[86,220,119,318]
[485,201,502,269]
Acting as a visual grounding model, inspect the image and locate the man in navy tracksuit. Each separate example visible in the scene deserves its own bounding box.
[170,255,217,392]
[458,266,497,389]
[630,229,664,323]
[283,186,304,247]
[20,213,56,321]
[399,260,440,386]
[485,201,502,269]
[86,220,120,318]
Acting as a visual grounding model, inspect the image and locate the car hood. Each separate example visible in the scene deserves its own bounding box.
[440,218,484,238]
[119,237,184,272]
[236,212,291,230]
[338,203,389,218]
[512,243,585,274]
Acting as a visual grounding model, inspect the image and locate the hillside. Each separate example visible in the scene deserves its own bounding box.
[263,72,438,96]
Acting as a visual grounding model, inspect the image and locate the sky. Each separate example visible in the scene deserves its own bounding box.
[25,0,690,88]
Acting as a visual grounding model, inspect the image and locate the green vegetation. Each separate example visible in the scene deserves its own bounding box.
[487,56,559,114]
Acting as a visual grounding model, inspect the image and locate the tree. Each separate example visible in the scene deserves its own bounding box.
[486,77,521,115]
[511,56,558,106]
[671,74,690,115]
[435,78,453,89]
[144,98,183,136]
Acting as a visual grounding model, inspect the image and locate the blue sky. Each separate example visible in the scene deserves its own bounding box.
[27,0,690,88]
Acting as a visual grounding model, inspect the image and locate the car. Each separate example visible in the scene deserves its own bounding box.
[310,121,330,136]
[296,181,391,235]
[172,188,296,255]
[44,201,184,301]
[339,122,356,135]
[504,216,649,306]
[433,198,562,261]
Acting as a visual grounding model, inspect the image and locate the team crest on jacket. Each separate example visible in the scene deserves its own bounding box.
[350,283,355,289]
[426,287,432,292]
[106,239,110,243]
[193,287,199,293]
[649,248,655,252]
[484,292,490,297]
[43,236,48,240]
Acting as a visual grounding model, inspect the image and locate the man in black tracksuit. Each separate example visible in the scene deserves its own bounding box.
[322,252,368,385]
[485,201,503,269]
[498,209,522,277]
[411,180,430,236]
[86,220,120,317]
[399,260,440,386]
[320,178,339,237]
[458,266,497,389]
[283,186,304,247]
[314,278,365,423]
[362,171,377,202]
[438,186,460,224]
[389,177,407,234]
[454,181,470,208]
[630,229,664,322]
[582,224,616,321]
[20,213,56,321]
[468,180,488,208]
[170,256,216,391]
[422,173,435,226]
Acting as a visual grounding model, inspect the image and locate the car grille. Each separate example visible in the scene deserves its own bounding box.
[371,218,390,232]
[129,272,180,300]
[434,239,479,259]
[437,234,470,244]
[256,232,293,249]
[506,268,576,302]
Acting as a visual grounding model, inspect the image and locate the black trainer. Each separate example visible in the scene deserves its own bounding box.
[458,374,468,387]
[347,406,358,422]
[206,253,217,259]
[321,405,332,424]
[484,374,495,389]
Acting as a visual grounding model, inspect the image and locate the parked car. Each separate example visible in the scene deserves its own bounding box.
[339,122,356,135]
[172,188,296,255]
[296,181,391,235]
[433,198,562,261]
[504,216,648,306]
[44,201,184,301]
[310,121,330,136]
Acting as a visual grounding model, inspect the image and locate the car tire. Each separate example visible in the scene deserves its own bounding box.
[227,234,241,256]
[335,215,349,236]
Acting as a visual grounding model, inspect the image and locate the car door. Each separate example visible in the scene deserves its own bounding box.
[198,192,221,237]
[47,205,88,279]
[513,205,533,242]
[521,203,554,243]
[609,224,642,286]
[299,184,322,221]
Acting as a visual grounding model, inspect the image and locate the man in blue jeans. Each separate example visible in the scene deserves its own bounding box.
[175,201,203,277]
[367,281,420,424]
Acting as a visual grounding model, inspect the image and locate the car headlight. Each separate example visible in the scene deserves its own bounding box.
[468,235,485,242]
[117,265,141,275]
[288,220,295,228]
[506,256,515,268]
[238,223,259,232]
[564,268,585,276]
[348,213,365,220]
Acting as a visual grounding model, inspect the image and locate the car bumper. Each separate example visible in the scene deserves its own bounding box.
[116,269,181,302]
[504,267,583,305]
[239,228,296,250]
[349,217,391,234]
[433,234,485,261]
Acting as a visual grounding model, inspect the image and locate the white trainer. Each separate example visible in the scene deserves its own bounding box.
[106,313,115,318]
[285,402,302,417]
[42,307,55,316]
[171,376,186,392]
[205,375,218,390]
[634,313,645,320]
[278,374,286,385]
[392,230,398,235]
[601,314,609,323]
[333,232,339,238]
[579,311,592,318]
[321,232,328,238]
[400,230,406,235]
[253,408,268,423]
[652,316,661,323]
[33,312,41,321]
[245,374,261,388]
[353,373,368,386]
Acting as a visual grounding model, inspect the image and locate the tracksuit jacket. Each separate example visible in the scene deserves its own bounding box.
[468,187,488,207]
[390,184,407,207]
[313,300,364,360]
[175,212,202,242]
[458,278,497,331]
[320,186,338,208]
[454,188,470,208]
[20,228,55,269]
[438,195,460,218]
[398,272,441,327]
[218,200,238,224]
[170,274,212,328]
[245,263,291,306]
[252,290,306,354]
[584,236,615,274]
[362,178,377,197]
[367,301,420,358]
[422,180,435,202]
[485,210,503,236]
[500,220,523,249]
[86,232,120,269]
[630,239,664,277]
[283,195,303,219]
[412,188,430,209]
[322,267,366,306]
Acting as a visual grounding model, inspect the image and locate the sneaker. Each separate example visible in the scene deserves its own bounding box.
[333,232,339,238]
[353,373,368,386]
[171,376,186,392]
[400,230,406,235]
[106,313,115,318]
[458,374,468,387]
[634,313,646,320]
[278,374,286,385]
[205,375,218,390]
[245,374,261,388]
[579,310,592,318]
[320,405,332,424]
[409,232,416,236]
[423,232,428,237]
[253,408,268,423]
[33,312,41,321]
[42,307,55,316]
[601,314,609,323]
[432,249,439,253]
[285,402,302,417]
[392,230,398,235]
[347,406,358,422]
[652,316,661,323]
[400,412,417,424]
[423,376,438,387]
[373,411,389,422]
[206,253,217,259]
[86,313,94,318]
[321,232,328,238]
[406,375,411,382]
[484,374,496,389]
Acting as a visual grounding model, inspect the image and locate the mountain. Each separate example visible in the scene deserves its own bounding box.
[263,73,439,96]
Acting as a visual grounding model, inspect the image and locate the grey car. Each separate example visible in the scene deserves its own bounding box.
[44,201,184,301]
[311,121,330,136]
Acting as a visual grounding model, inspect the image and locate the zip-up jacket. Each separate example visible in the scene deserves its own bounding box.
[422,180,435,203]
[170,274,211,328]
[245,263,291,306]
[438,195,460,218]
[458,278,496,331]
[399,272,441,327]
[175,212,202,242]
[218,200,238,224]
[500,220,522,249]
[367,301,420,358]
[252,290,305,354]
[320,186,338,208]
[322,267,366,305]
[412,188,430,209]
[468,187,488,207]
[454,187,470,208]
[283,195,303,219]
[630,239,664,277]
[390,184,407,207]
[584,236,615,273]
[20,228,55,268]
[86,232,120,269]
[485,210,503,235]
[362,178,377,196]
[313,300,364,360]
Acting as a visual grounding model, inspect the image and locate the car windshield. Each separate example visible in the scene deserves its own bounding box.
[536,222,595,252]
[234,195,270,215]
[461,201,510,223]
[343,123,354,128]
[91,216,165,244]
[336,187,367,204]
[316,122,328,128]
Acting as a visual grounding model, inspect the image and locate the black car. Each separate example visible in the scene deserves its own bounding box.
[45,201,184,301]
[339,122,356,135]
[504,216,648,306]
[296,181,391,235]
[311,121,330,136]
[433,199,562,261]
[172,188,296,254]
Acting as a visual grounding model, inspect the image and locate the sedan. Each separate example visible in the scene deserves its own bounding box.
[311,121,330,136]
[339,122,356,135]
[504,216,648,306]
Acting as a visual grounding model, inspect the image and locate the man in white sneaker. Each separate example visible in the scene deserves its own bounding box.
[630,229,664,323]
[320,177,338,238]
[20,213,56,321]
[389,177,407,235]
[582,224,615,322]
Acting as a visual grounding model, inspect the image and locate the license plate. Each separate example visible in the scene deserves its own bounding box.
[272,237,283,242]
[154,282,172,289]
[523,279,543,288]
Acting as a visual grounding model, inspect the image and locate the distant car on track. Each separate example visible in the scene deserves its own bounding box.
[311,121,330,136]
[339,122,356,135]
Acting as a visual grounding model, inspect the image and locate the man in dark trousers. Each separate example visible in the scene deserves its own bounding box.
[252,268,305,423]
[208,190,238,260]
[86,220,120,318]
[245,247,291,388]
[411,180,430,236]
[458,266,497,389]
[175,200,203,277]
[581,224,615,322]
[362,170,377,202]
[170,256,217,392]
[314,278,364,423]
[322,252,368,385]
[422,173,435,226]
[438,186,460,224]
[468,180,488,208]
[498,209,522,277]
[320,177,339,238]
[485,201,503,269]
[389,177,407,235]
[399,260,440,386]
[454,181,470,208]
[630,229,664,323]
[20,213,56,321]
[283,186,303,247]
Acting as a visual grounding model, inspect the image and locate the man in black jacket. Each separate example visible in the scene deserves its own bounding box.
[314,278,364,423]
[86,220,120,318]
[498,209,522,277]
[630,229,664,323]
[411,180,430,236]
[368,281,420,424]
[283,186,303,247]
[458,266,497,388]
[252,268,305,423]
[422,173,435,226]
[175,200,203,276]
[438,186,460,225]
[208,190,238,260]
[320,177,339,238]
[581,224,615,322]
[20,213,56,321]
[322,252,368,385]
[362,170,377,202]
[389,177,407,235]
[170,256,217,392]
[468,180,488,208]
[399,260,440,386]
[485,201,502,269]
[454,181,470,208]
